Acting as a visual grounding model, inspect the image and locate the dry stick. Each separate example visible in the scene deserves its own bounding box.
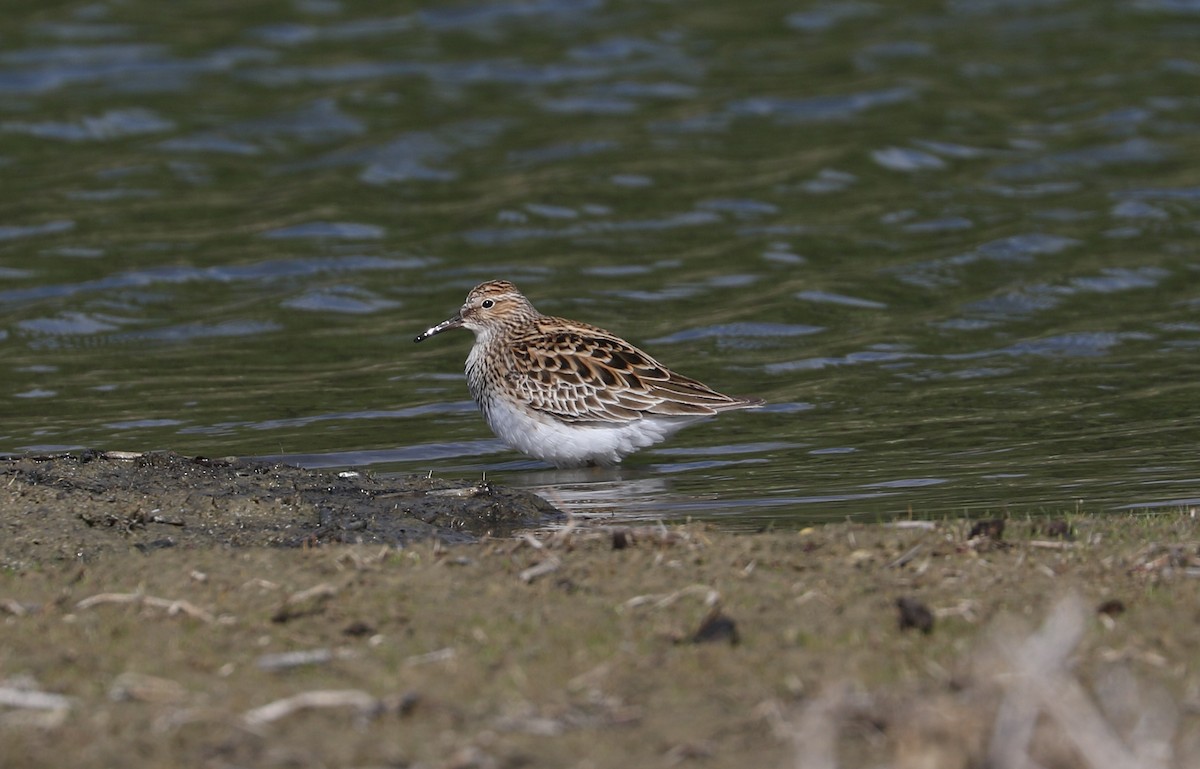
[1036,670,1166,769]
[0,687,73,711]
[102,451,144,460]
[989,594,1083,769]
[886,543,925,569]
[404,647,456,667]
[256,648,357,672]
[243,690,378,727]
[1026,540,1076,550]
[75,591,215,623]
[989,594,1145,769]
[519,533,545,550]
[284,583,338,604]
[882,520,938,530]
[519,555,560,583]
[620,584,720,612]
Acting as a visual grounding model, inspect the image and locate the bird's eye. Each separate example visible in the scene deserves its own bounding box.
[481,299,494,309]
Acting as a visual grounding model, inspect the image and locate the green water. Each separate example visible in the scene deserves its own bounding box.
[2,0,1199,524]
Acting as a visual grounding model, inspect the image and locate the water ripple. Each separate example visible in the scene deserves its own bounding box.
[462,210,721,245]
[795,168,858,194]
[33,23,133,41]
[786,2,880,31]
[767,348,921,373]
[18,311,127,336]
[727,86,916,124]
[900,216,974,233]
[1110,200,1169,220]
[261,222,385,240]
[948,331,1152,359]
[259,440,502,468]
[949,266,1170,326]
[872,147,948,171]
[241,59,610,88]
[0,220,74,242]
[282,287,400,314]
[648,323,824,344]
[508,139,619,165]
[0,256,422,306]
[795,291,887,309]
[286,119,508,183]
[989,137,1170,180]
[697,198,780,217]
[861,477,947,489]
[418,0,603,31]
[889,233,1081,289]
[0,43,275,95]
[217,402,477,433]
[104,418,185,430]
[2,108,174,141]
[249,16,414,45]
[160,99,364,155]
[1115,185,1200,201]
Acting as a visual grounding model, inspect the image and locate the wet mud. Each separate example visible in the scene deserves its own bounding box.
[0,450,558,569]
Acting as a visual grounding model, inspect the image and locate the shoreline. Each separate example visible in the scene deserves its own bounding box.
[1,451,1197,768]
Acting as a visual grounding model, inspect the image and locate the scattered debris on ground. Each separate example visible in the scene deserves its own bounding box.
[2,452,1199,768]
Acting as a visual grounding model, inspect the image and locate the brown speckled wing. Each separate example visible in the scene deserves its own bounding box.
[503,320,761,424]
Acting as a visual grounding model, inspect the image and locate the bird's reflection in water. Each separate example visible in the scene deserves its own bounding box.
[509,466,674,520]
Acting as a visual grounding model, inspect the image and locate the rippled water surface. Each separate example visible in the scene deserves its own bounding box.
[3,0,1200,526]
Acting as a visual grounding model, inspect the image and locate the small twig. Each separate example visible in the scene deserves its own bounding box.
[404,647,456,667]
[74,590,145,610]
[273,583,338,622]
[334,546,392,571]
[519,556,561,583]
[989,594,1146,769]
[257,648,356,672]
[542,516,580,547]
[883,520,938,530]
[101,450,144,460]
[75,591,215,623]
[427,482,492,498]
[519,533,545,551]
[243,690,378,727]
[0,687,73,711]
[286,583,339,604]
[1027,540,1077,550]
[933,600,979,622]
[620,584,721,612]
[887,543,925,569]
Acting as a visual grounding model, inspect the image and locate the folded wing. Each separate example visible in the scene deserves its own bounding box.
[505,322,763,424]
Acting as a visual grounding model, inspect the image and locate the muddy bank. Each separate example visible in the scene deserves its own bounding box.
[1,452,1199,768]
[0,451,558,569]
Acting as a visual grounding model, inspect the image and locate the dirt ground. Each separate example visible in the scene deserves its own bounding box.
[1,452,1199,768]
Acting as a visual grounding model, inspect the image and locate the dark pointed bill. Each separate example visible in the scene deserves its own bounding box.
[413,314,463,343]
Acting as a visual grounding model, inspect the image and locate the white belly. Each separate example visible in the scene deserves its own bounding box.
[479,393,699,467]
[464,341,707,467]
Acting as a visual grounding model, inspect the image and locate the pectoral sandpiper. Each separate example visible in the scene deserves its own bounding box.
[414,280,763,468]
